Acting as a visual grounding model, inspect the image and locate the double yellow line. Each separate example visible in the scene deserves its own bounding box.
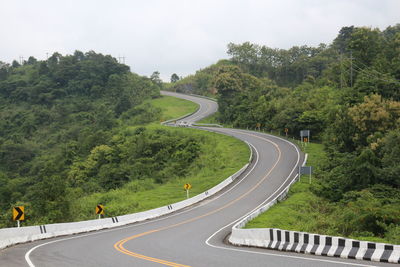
[114,131,283,266]
[114,229,189,267]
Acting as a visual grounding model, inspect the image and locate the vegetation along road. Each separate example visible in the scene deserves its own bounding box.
[1,91,395,267]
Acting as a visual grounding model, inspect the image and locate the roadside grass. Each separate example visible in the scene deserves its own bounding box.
[244,141,396,244]
[70,96,250,221]
[245,142,327,231]
[148,96,198,121]
[72,126,249,220]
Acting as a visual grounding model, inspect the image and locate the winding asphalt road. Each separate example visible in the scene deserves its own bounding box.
[0,92,394,267]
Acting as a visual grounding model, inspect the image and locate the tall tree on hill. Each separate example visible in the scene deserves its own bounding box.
[170,73,179,83]
[150,71,163,89]
[332,26,355,54]
[213,65,244,123]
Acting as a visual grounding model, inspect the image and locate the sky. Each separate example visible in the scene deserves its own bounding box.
[0,0,399,81]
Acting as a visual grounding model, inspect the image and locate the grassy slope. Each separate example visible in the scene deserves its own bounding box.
[70,96,249,221]
[149,96,198,121]
[245,142,396,244]
[245,142,326,230]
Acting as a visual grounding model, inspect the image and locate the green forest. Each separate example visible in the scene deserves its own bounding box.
[0,51,249,226]
[0,51,158,225]
[168,24,400,243]
[1,23,399,243]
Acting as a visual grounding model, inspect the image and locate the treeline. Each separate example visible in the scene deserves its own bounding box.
[169,24,400,240]
[0,51,178,225]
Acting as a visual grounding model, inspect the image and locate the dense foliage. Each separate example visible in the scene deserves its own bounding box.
[0,51,250,227]
[0,51,170,225]
[169,24,400,241]
[166,60,233,96]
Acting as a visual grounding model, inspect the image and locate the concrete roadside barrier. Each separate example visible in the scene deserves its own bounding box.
[228,152,400,264]
[0,143,253,250]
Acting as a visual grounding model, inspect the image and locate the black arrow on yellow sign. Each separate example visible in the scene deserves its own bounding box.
[13,206,24,221]
[96,205,104,215]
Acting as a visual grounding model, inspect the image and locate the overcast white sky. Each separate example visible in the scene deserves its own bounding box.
[0,0,399,81]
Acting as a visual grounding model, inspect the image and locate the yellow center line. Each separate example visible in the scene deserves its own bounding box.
[114,131,284,266]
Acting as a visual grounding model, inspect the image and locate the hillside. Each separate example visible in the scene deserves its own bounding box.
[167,24,400,242]
[0,52,249,226]
[0,51,159,226]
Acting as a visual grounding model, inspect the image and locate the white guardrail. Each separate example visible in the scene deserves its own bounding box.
[0,98,253,251]
[229,154,400,264]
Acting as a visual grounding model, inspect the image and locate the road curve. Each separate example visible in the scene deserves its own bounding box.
[0,92,393,267]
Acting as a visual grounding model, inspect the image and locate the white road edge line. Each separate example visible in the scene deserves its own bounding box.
[205,132,379,267]
[24,130,260,267]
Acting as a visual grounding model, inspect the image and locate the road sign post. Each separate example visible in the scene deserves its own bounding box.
[183,183,192,199]
[13,206,25,227]
[284,128,289,137]
[299,166,313,184]
[300,130,310,145]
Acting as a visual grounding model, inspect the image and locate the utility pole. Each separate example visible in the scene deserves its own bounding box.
[340,53,343,88]
[118,56,126,64]
[350,51,353,87]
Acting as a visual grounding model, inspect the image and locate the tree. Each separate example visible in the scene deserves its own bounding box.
[227,42,260,75]
[379,129,400,187]
[170,73,179,83]
[150,71,163,89]
[27,56,37,65]
[213,65,244,122]
[0,62,9,81]
[332,26,355,53]
[349,27,382,67]
[150,71,162,83]
[348,94,400,146]
[11,60,20,68]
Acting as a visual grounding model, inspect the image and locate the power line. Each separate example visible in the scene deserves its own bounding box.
[339,52,400,86]
[352,62,400,86]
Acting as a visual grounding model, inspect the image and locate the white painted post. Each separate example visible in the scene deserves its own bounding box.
[17,220,20,228]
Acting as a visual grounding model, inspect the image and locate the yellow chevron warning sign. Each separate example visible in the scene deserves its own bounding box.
[13,206,24,221]
[96,205,104,215]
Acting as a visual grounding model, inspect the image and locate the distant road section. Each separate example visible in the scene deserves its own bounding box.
[161,91,218,124]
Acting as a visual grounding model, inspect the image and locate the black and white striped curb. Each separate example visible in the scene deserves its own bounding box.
[230,228,400,263]
[229,152,400,264]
